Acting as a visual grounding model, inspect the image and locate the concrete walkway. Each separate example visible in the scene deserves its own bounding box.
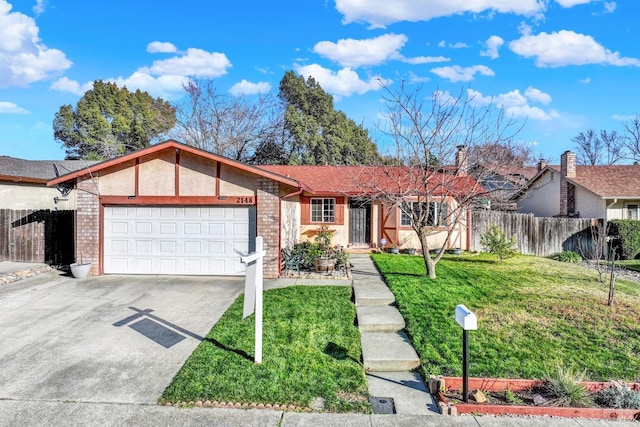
[350,254,439,416]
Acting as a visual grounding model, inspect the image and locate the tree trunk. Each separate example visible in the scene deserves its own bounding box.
[419,232,437,279]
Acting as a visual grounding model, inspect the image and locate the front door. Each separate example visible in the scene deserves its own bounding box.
[349,200,371,246]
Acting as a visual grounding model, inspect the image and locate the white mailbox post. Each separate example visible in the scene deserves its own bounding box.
[455,304,477,403]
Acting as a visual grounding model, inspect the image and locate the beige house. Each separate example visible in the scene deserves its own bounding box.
[0,156,96,210]
[48,140,477,278]
[516,150,640,220]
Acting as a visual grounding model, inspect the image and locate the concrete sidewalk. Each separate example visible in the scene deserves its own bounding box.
[1,400,637,426]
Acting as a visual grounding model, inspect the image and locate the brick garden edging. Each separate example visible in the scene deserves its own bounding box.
[435,376,640,421]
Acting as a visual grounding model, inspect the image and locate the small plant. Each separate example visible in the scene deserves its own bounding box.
[550,250,582,263]
[595,381,640,409]
[479,225,518,262]
[541,365,593,408]
[504,389,523,405]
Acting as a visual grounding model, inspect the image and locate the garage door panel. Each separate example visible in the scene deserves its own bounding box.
[104,206,253,275]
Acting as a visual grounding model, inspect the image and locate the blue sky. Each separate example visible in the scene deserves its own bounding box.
[1,0,639,163]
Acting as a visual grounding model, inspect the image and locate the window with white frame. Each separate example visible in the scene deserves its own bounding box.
[401,201,447,227]
[627,204,639,220]
[311,198,335,223]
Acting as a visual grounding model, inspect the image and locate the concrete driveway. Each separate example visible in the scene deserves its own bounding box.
[0,271,244,404]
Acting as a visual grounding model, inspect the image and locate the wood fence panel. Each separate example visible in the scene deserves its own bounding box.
[0,209,74,264]
[471,211,598,258]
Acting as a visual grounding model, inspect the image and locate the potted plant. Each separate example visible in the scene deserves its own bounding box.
[405,248,417,255]
[313,226,337,272]
[70,254,91,279]
[388,246,400,254]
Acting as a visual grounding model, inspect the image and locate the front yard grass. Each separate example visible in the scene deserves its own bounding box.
[617,259,640,272]
[371,253,640,382]
[160,286,370,413]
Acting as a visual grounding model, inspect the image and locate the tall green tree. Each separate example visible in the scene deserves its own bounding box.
[272,70,381,165]
[53,80,176,160]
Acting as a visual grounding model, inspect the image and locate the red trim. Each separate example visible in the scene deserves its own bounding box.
[300,196,345,225]
[46,140,301,188]
[175,149,180,196]
[134,158,139,197]
[99,195,256,205]
[216,161,221,196]
[99,203,104,275]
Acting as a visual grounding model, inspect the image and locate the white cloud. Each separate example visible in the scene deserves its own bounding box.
[480,35,504,59]
[335,0,546,28]
[524,87,551,104]
[438,40,469,49]
[50,76,93,95]
[147,41,177,54]
[52,47,232,100]
[430,65,495,82]
[33,0,46,15]
[603,2,616,13]
[294,64,391,98]
[0,101,29,114]
[580,77,591,84]
[409,72,430,83]
[229,80,271,96]
[313,33,408,67]
[0,0,71,87]
[467,87,558,120]
[397,55,450,64]
[554,0,593,6]
[509,30,640,67]
[612,114,632,121]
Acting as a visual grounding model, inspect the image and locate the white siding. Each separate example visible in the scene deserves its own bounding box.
[517,170,560,217]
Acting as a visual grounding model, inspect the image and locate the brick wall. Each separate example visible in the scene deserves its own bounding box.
[257,178,280,278]
[560,150,576,216]
[76,177,100,275]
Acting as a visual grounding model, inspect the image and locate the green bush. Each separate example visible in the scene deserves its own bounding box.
[479,225,518,262]
[550,250,582,263]
[595,381,640,409]
[608,220,640,260]
[541,365,592,408]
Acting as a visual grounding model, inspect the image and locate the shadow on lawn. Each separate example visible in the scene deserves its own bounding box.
[324,342,361,365]
[205,338,254,362]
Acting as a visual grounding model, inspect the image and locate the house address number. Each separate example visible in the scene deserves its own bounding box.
[236,197,254,204]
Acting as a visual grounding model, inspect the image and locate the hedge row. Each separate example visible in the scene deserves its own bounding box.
[608,220,640,260]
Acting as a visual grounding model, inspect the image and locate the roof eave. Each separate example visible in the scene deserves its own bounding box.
[0,174,48,185]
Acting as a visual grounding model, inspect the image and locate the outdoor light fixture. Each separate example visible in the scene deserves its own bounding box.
[455,304,477,403]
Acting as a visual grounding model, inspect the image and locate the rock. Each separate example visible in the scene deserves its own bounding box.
[309,397,326,411]
[438,401,449,415]
[473,390,487,403]
[533,393,548,406]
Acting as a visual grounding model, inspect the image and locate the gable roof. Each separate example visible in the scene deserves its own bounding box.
[568,165,640,198]
[518,164,640,200]
[0,156,98,184]
[258,165,480,197]
[47,140,301,188]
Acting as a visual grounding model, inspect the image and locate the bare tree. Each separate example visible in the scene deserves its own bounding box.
[622,114,640,163]
[353,84,525,279]
[572,129,625,165]
[171,78,282,162]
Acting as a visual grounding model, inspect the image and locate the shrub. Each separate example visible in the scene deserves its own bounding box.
[479,225,518,262]
[608,220,640,260]
[541,365,592,408]
[550,250,582,263]
[595,381,640,409]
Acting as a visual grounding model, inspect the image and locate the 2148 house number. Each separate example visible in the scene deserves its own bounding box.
[236,197,254,204]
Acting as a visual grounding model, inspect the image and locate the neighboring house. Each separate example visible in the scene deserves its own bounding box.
[516,150,640,220]
[48,140,477,278]
[472,164,538,210]
[0,156,97,210]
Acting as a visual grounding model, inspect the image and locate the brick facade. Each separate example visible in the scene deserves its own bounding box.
[560,150,576,216]
[76,177,100,275]
[256,178,280,278]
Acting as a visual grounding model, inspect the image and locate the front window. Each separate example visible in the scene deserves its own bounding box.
[627,204,639,220]
[401,201,447,227]
[311,198,335,223]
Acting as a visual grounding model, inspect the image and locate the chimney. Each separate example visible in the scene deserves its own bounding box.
[559,150,576,216]
[537,159,547,172]
[455,145,468,177]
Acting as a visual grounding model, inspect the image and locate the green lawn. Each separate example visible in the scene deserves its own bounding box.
[161,286,370,413]
[371,253,640,382]
[618,259,640,272]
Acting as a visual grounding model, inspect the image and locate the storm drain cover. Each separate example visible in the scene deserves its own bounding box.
[369,396,396,414]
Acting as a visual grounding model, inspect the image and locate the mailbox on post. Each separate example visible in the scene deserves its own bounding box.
[454,304,477,403]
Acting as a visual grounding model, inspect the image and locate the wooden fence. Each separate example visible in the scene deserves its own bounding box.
[470,210,599,258]
[0,209,75,265]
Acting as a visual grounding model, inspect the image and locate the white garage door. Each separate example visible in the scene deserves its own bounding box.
[103,206,255,275]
